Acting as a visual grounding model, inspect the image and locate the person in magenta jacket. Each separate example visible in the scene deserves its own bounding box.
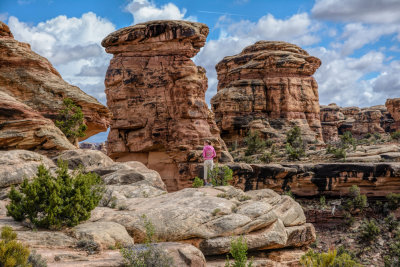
[202,140,216,185]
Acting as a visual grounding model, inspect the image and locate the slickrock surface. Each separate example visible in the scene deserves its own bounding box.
[0,91,76,151]
[0,21,111,141]
[0,149,314,266]
[386,98,400,131]
[320,103,397,143]
[102,20,231,191]
[211,41,323,145]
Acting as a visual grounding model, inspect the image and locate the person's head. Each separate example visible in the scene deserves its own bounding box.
[204,140,211,146]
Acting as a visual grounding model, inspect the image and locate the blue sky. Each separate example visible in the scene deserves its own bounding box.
[1,0,400,143]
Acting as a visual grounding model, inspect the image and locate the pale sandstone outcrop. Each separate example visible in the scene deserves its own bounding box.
[102,20,231,191]
[211,41,323,145]
[0,91,76,151]
[0,21,111,141]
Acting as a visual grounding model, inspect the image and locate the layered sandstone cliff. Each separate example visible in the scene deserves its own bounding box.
[211,41,323,146]
[386,98,400,131]
[0,21,111,141]
[320,103,397,143]
[102,20,230,191]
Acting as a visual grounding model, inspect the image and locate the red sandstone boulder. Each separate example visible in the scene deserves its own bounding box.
[0,21,111,141]
[0,91,75,151]
[211,41,323,145]
[102,20,231,191]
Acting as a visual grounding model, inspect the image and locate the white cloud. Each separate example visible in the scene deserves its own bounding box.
[7,12,115,105]
[310,47,386,107]
[125,0,195,25]
[312,0,400,24]
[0,13,8,22]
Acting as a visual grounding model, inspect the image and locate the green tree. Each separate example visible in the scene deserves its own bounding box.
[285,126,305,161]
[225,236,253,267]
[7,161,104,229]
[55,98,87,146]
[244,130,266,156]
[0,226,31,267]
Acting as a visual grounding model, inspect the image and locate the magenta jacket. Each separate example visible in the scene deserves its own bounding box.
[202,145,216,160]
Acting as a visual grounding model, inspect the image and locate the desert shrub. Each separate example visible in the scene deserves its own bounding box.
[244,130,266,156]
[385,231,400,266]
[386,193,400,210]
[326,145,347,159]
[392,130,400,141]
[359,219,380,242]
[374,132,382,140]
[343,185,367,213]
[192,176,204,188]
[265,139,274,148]
[55,98,87,145]
[260,152,273,163]
[76,239,100,255]
[225,236,253,267]
[212,208,221,216]
[341,131,357,150]
[320,196,326,208]
[120,215,174,267]
[385,213,400,232]
[0,226,31,267]
[28,250,47,267]
[285,126,305,161]
[208,164,233,186]
[283,190,295,200]
[300,248,362,267]
[7,161,104,229]
[343,211,355,226]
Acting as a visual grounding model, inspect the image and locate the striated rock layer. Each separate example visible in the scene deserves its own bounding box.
[102,20,230,191]
[0,91,75,151]
[211,41,323,146]
[0,21,111,141]
[320,103,398,143]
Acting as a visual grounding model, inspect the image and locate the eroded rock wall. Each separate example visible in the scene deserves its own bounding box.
[211,41,323,146]
[320,103,397,143]
[102,20,230,191]
[386,98,400,132]
[0,21,111,142]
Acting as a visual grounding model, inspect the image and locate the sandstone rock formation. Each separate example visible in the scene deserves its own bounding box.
[386,98,400,131]
[0,149,314,265]
[320,103,398,143]
[102,20,230,191]
[238,161,400,197]
[0,21,111,141]
[211,41,323,146]
[0,91,76,151]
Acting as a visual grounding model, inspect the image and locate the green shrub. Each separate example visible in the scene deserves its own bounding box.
[285,126,305,161]
[0,226,31,267]
[385,213,400,232]
[373,133,382,140]
[55,98,87,145]
[192,176,204,188]
[341,131,357,150]
[7,161,104,229]
[244,130,266,156]
[343,185,367,213]
[320,196,326,208]
[120,215,174,267]
[300,248,362,267]
[208,164,233,186]
[386,193,400,210]
[385,231,400,266]
[225,236,253,267]
[212,208,221,216]
[359,219,380,242]
[28,250,47,267]
[260,152,273,163]
[283,190,295,200]
[392,130,400,141]
[326,145,347,159]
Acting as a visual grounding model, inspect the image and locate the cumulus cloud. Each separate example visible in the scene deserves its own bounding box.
[7,12,115,105]
[312,0,400,24]
[195,13,320,104]
[125,0,195,24]
[310,47,386,107]
[372,60,400,97]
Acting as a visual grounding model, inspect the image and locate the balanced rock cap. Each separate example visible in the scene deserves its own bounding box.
[217,41,321,76]
[101,20,209,57]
